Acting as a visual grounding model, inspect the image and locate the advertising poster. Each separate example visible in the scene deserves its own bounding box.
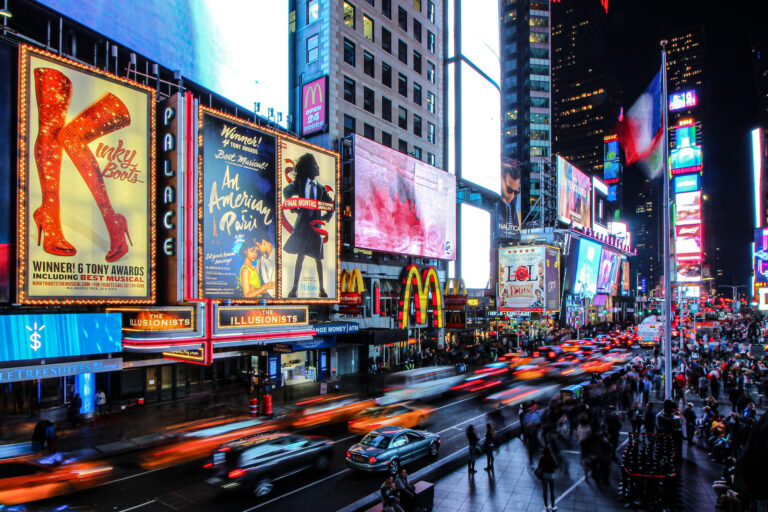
[494,159,522,243]
[675,191,701,225]
[354,136,456,259]
[603,138,621,182]
[755,228,768,285]
[301,76,328,136]
[18,46,155,304]
[622,259,631,295]
[596,248,620,294]
[669,124,702,174]
[544,246,561,312]
[0,42,14,303]
[677,260,701,282]
[497,246,546,311]
[279,138,339,301]
[556,156,592,228]
[572,239,601,297]
[199,108,277,300]
[675,224,702,258]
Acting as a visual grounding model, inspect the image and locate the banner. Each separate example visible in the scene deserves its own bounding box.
[278,137,339,301]
[0,42,13,303]
[544,246,561,312]
[556,156,592,228]
[216,306,308,330]
[301,76,328,136]
[493,160,522,243]
[622,259,630,295]
[18,46,155,304]
[596,248,620,294]
[498,246,551,311]
[199,108,277,300]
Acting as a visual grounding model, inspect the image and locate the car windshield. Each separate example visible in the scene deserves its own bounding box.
[360,433,391,449]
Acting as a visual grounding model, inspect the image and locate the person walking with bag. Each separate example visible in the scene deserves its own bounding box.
[483,423,495,472]
[466,424,479,473]
[536,446,558,511]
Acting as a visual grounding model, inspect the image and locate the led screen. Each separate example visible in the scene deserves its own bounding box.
[675,191,701,226]
[669,90,697,111]
[677,260,701,282]
[459,64,501,194]
[755,228,768,284]
[675,224,702,258]
[497,246,546,310]
[670,125,702,173]
[621,259,630,295]
[596,248,620,294]
[354,136,456,259]
[673,173,700,194]
[572,239,602,297]
[460,204,490,289]
[593,294,608,306]
[459,0,500,84]
[37,0,289,124]
[557,156,592,228]
[603,139,621,181]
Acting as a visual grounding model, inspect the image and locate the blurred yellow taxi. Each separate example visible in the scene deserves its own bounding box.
[513,364,545,380]
[0,457,112,505]
[347,402,434,434]
[288,394,376,429]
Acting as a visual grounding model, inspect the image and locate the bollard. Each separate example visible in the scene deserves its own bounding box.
[249,397,259,417]
[263,394,273,416]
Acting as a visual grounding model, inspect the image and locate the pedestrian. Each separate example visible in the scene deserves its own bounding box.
[31,420,47,451]
[682,403,697,443]
[96,389,107,418]
[536,446,558,512]
[644,402,656,434]
[629,402,643,433]
[44,420,57,454]
[483,423,495,471]
[379,476,404,512]
[466,424,479,473]
[68,393,82,428]
[394,467,417,511]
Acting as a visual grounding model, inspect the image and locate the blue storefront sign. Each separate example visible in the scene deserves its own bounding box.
[312,322,359,336]
[291,337,337,351]
[0,313,122,363]
[0,358,123,383]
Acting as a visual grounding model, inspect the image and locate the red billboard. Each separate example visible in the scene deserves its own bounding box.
[301,76,328,136]
[354,136,456,259]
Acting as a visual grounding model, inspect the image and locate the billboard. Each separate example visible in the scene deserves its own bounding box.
[279,137,340,301]
[675,191,701,225]
[0,42,13,303]
[544,246,561,312]
[199,108,277,300]
[493,160,522,243]
[497,245,559,312]
[18,46,155,304]
[669,90,697,111]
[603,138,621,182]
[398,265,443,328]
[301,76,328,136]
[460,204,491,289]
[571,238,601,297]
[673,173,700,194]
[677,260,701,282]
[754,228,768,285]
[556,156,592,228]
[675,224,702,259]
[0,312,121,363]
[621,259,630,295]
[354,136,456,259]
[596,248,620,294]
[669,124,702,175]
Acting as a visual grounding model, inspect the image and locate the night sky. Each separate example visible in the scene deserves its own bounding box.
[602,0,768,290]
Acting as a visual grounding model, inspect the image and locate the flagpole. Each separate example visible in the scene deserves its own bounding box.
[661,39,673,401]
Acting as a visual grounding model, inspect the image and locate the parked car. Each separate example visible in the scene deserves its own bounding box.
[345,426,440,475]
[206,432,333,497]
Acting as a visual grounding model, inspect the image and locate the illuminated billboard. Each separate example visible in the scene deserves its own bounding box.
[301,76,328,136]
[18,46,156,304]
[669,90,697,111]
[354,136,457,260]
[673,173,700,194]
[596,248,620,294]
[621,259,630,295]
[675,224,702,260]
[603,138,621,182]
[459,0,500,85]
[675,191,702,225]
[571,238,602,297]
[677,260,701,282]
[460,204,490,289]
[493,160,521,243]
[497,245,559,312]
[754,228,768,285]
[557,156,592,228]
[669,124,702,175]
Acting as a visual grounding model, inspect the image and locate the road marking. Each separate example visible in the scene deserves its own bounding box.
[434,394,477,411]
[118,500,156,512]
[94,466,169,487]
[334,434,359,444]
[241,468,351,512]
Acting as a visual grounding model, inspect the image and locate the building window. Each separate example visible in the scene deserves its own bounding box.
[399,139,408,153]
[364,87,375,113]
[413,114,422,137]
[531,47,549,59]
[344,115,356,136]
[530,79,549,92]
[344,1,355,28]
[382,0,391,18]
[530,15,548,28]
[529,32,548,44]
[427,0,435,22]
[398,40,408,64]
[382,62,392,87]
[398,6,407,30]
[531,146,549,157]
[531,129,549,141]
[306,34,319,63]
[531,113,549,125]
[398,106,408,129]
[382,96,392,121]
[413,83,422,105]
[364,123,375,139]
[363,15,374,41]
[344,38,356,66]
[398,73,408,97]
[364,51,375,77]
[427,122,435,143]
[343,76,356,104]
[427,31,435,52]
[427,61,435,83]
[427,152,435,165]
[413,146,422,160]
[290,9,296,32]
[427,91,435,113]
[413,51,422,73]
[530,63,549,76]
[382,131,392,147]
[413,20,422,42]
[531,96,550,108]
[308,0,320,24]
[382,27,392,52]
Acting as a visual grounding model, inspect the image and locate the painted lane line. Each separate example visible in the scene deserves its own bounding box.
[434,394,478,411]
[118,500,156,512]
[241,468,351,512]
[94,466,170,488]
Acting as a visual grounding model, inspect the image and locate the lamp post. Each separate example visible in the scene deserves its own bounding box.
[719,285,746,311]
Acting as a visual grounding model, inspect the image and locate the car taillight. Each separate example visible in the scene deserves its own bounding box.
[368,456,377,464]
[548,351,555,358]
[203,462,214,469]
[346,451,351,458]
[533,351,540,357]
[218,446,230,452]
[228,468,247,479]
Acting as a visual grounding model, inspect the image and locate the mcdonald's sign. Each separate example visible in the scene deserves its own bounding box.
[340,268,365,315]
[302,76,328,136]
[445,310,466,329]
[398,265,443,329]
[443,278,468,311]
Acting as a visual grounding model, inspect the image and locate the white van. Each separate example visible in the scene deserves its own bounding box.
[379,366,465,404]
[638,316,663,347]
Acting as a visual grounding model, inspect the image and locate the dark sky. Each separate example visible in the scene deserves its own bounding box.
[602,0,768,290]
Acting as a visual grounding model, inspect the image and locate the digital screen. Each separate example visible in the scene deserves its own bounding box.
[497,246,546,311]
[557,156,592,228]
[603,139,621,181]
[301,76,328,136]
[494,161,521,243]
[754,228,768,284]
[673,173,700,194]
[458,0,500,85]
[593,294,608,306]
[621,259,630,295]
[37,0,289,125]
[670,125,702,174]
[679,285,701,298]
[675,191,701,226]
[0,42,13,303]
[675,224,702,259]
[459,63,501,194]
[677,260,701,282]
[596,248,620,294]
[0,313,121,363]
[669,90,697,111]
[460,204,490,289]
[572,239,602,297]
[354,136,457,259]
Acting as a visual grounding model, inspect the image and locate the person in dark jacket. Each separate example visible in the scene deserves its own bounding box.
[644,402,656,434]
[31,420,47,451]
[682,403,697,443]
[380,476,404,512]
[466,424,479,473]
[484,423,495,471]
[536,446,558,511]
[629,402,644,433]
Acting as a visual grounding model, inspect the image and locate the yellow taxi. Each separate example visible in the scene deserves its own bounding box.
[513,364,546,380]
[0,457,112,505]
[497,352,531,368]
[347,402,435,434]
[561,340,580,352]
[288,394,376,429]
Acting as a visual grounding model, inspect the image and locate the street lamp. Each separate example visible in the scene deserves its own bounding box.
[719,285,746,304]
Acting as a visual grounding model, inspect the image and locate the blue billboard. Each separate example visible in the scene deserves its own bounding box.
[0,313,122,363]
[673,173,700,194]
[572,239,602,297]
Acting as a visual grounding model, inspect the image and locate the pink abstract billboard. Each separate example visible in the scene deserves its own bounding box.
[354,136,456,259]
[301,76,327,136]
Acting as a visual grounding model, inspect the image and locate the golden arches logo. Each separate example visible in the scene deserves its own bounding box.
[398,265,443,329]
[340,268,365,293]
[304,82,324,107]
[443,278,467,296]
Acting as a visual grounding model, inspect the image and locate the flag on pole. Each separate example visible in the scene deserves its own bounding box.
[617,70,664,178]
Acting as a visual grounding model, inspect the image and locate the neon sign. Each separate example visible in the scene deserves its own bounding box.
[669,90,697,111]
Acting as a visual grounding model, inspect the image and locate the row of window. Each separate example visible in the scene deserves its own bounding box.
[343,2,436,54]
[343,76,436,142]
[344,115,436,164]
[344,0,435,25]
[347,38,436,84]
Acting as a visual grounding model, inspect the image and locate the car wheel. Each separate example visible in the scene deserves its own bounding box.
[429,442,439,457]
[314,454,330,472]
[253,476,274,497]
[388,458,400,475]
